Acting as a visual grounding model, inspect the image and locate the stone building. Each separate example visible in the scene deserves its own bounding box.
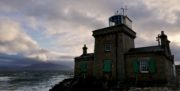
[176,65,180,87]
[74,14,177,88]
[74,45,94,78]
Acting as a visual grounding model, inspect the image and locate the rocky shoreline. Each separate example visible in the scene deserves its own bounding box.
[49,78,179,91]
[49,78,112,91]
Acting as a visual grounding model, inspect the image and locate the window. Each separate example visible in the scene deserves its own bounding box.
[133,57,156,74]
[103,60,112,72]
[104,43,112,52]
[139,59,149,73]
[80,62,87,72]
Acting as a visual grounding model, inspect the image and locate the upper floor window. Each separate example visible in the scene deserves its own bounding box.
[104,43,112,52]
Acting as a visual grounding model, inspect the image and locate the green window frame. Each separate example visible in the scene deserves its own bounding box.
[103,60,112,72]
[133,59,139,74]
[148,58,156,74]
[80,62,88,72]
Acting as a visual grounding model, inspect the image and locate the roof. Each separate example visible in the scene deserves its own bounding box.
[176,65,180,69]
[127,46,164,54]
[92,24,136,38]
[75,53,94,59]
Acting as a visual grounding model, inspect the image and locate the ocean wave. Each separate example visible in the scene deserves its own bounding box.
[0,76,12,82]
[0,71,72,91]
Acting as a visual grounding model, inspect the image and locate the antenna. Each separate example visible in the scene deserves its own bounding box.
[125,5,128,15]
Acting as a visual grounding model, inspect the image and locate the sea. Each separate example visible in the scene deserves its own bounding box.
[0,70,73,91]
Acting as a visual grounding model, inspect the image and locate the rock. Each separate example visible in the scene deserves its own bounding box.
[49,78,109,91]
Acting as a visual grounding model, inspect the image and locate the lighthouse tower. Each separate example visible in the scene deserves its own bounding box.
[93,12,136,83]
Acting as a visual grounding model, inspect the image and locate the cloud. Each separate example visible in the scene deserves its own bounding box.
[0,53,42,67]
[171,43,180,64]
[0,0,180,64]
[0,16,61,62]
[0,17,39,54]
[143,0,180,24]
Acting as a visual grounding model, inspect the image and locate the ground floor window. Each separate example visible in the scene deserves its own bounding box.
[139,58,149,73]
[80,62,87,72]
[133,57,156,74]
[103,60,112,73]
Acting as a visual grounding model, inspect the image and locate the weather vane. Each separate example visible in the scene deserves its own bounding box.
[121,5,128,16]
[115,10,119,15]
[156,34,161,46]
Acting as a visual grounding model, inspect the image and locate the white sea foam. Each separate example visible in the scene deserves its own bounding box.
[14,75,68,91]
[0,76,11,81]
[0,71,72,91]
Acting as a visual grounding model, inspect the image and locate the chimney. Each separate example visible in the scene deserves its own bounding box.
[82,44,87,55]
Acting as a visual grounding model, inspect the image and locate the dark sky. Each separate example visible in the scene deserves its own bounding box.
[0,0,180,64]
